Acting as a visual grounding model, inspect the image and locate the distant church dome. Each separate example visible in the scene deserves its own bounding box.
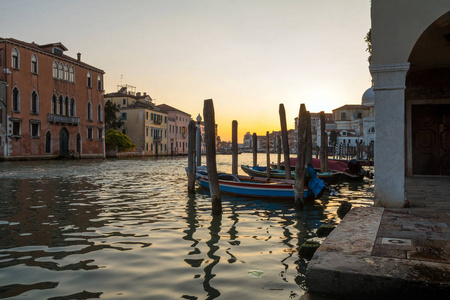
[362,86,374,106]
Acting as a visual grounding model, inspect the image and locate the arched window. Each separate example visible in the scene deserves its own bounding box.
[97,75,102,90]
[52,61,58,78]
[76,132,81,153]
[97,104,103,122]
[70,98,76,117]
[87,101,92,121]
[64,97,69,116]
[58,63,64,79]
[52,94,57,114]
[64,65,69,81]
[12,87,20,112]
[31,91,39,114]
[31,54,38,74]
[59,95,63,115]
[69,66,74,82]
[87,72,92,87]
[45,131,52,153]
[11,48,19,69]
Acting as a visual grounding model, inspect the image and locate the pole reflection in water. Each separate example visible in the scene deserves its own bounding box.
[0,155,373,299]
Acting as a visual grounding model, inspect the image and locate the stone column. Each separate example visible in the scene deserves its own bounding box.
[370,63,410,207]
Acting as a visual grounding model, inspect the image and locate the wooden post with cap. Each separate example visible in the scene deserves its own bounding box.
[295,104,308,209]
[187,120,196,194]
[232,120,238,175]
[279,104,292,179]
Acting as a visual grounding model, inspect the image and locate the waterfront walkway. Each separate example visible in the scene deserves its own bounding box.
[306,177,450,299]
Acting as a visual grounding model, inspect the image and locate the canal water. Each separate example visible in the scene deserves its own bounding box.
[0,154,373,299]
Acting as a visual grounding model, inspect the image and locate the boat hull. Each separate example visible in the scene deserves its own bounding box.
[241,165,336,184]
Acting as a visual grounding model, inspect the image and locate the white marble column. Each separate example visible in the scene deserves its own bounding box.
[370,63,410,207]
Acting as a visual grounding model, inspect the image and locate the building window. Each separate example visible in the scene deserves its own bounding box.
[52,61,58,78]
[97,75,102,90]
[122,99,126,105]
[12,120,21,136]
[87,127,93,140]
[87,72,92,88]
[45,131,52,153]
[64,97,69,116]
[87,102,92,121]
[12,87,20,112]
[52,95,57,114]
[121,112,127,120]
[69,66,75,82]
[165,116,167,123]
[98,128,103,140]
[146,127,149,137]
[97,104,103,122]
[30,121,40,137]
[146,112,149,119]
[11,48,19,69]
[76,133,81,153]
[31,54,38,74]
[31,91,39,114]
[357,112,362,119]
[0,49,2,67]
[64,65,69,81]
[58,63,64,79]
[146,143,148,151]
[122,129,126,134]
[59,96,64,115]
[70,98,76,116]
[341,112,346,121]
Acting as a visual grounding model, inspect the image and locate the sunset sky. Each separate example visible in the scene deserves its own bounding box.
[3,0,371,141]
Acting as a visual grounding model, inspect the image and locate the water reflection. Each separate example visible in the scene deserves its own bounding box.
[0,156,373,299]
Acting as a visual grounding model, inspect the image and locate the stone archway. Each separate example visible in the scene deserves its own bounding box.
[59,128,70,155]
[406,11,450,176]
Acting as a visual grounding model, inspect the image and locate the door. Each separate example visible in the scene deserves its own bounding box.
[59,128,70,155]
[412,104,450,175]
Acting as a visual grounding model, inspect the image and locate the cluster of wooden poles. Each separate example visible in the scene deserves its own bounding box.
[187,99,330,215]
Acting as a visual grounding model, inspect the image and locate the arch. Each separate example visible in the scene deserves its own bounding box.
[31,90,39,114]
[87,72,92,87]
[69,66,75,82]
[64,65,69,81]
[64,96,69,116]
[58,63,64,79]
[97,103,103,122]
[59,127,70,155]
[406,11,450,176]
[45,131,52,154]
[87,101,92,121]
[12,87,20,112]
[97,74,102,90]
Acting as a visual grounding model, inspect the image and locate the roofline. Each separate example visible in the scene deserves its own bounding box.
[0,38,104,74]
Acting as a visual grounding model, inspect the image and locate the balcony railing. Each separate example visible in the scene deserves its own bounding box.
[154,136,162,141]
[48,114,80,125]
[153,120,162,125]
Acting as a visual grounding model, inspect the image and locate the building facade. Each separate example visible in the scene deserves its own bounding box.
[371,1,450,206]
[157,104,191,155]
[104,86,168,156]
[0,38,105,159]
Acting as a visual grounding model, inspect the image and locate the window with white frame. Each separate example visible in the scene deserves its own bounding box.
[97,104,103,122]
[98,128,103,140]
[69,66,74,82]
[31,91,39,114]
[52,95,57,114]
[12,120,21,136]
[87,72,92,88]
[146,127,149,137]
[12,87,20,112]
[70,98,76,117]
[64,65,69,81]
[31,54,38,74]
[64,97,69,116]
[30,121,40,138]
[87,127,93,140]
[45,131,52,153]
[11,48,19,69]
[58,63,64,79]
[87,101,92,121]
[97,75,102,90]
[52,61,58,78]
[59,96,63,115]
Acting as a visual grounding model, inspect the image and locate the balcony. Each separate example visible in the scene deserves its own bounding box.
[48,114,80,125]
[153,120,162,125]
[154,136,162,142]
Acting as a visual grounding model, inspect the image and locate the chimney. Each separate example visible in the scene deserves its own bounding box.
[143,92,147,96]
[136,92,141,97]
[77,53,81,61]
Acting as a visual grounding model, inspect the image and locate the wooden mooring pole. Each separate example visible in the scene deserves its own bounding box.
[295,104,308,209]
[277,135,281,170]
[279,104,292,179]
[320,111,328,172]
[253,133,258,167]
[187,120,197,194]
[203,99,222,215]
[232,120,238,175]
[306,111,312,165]
[266,131,270,179]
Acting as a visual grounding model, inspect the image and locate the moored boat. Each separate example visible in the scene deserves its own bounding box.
[241,165,336,184]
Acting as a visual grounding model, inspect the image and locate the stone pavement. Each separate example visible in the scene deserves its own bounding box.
[305,177,450,299]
